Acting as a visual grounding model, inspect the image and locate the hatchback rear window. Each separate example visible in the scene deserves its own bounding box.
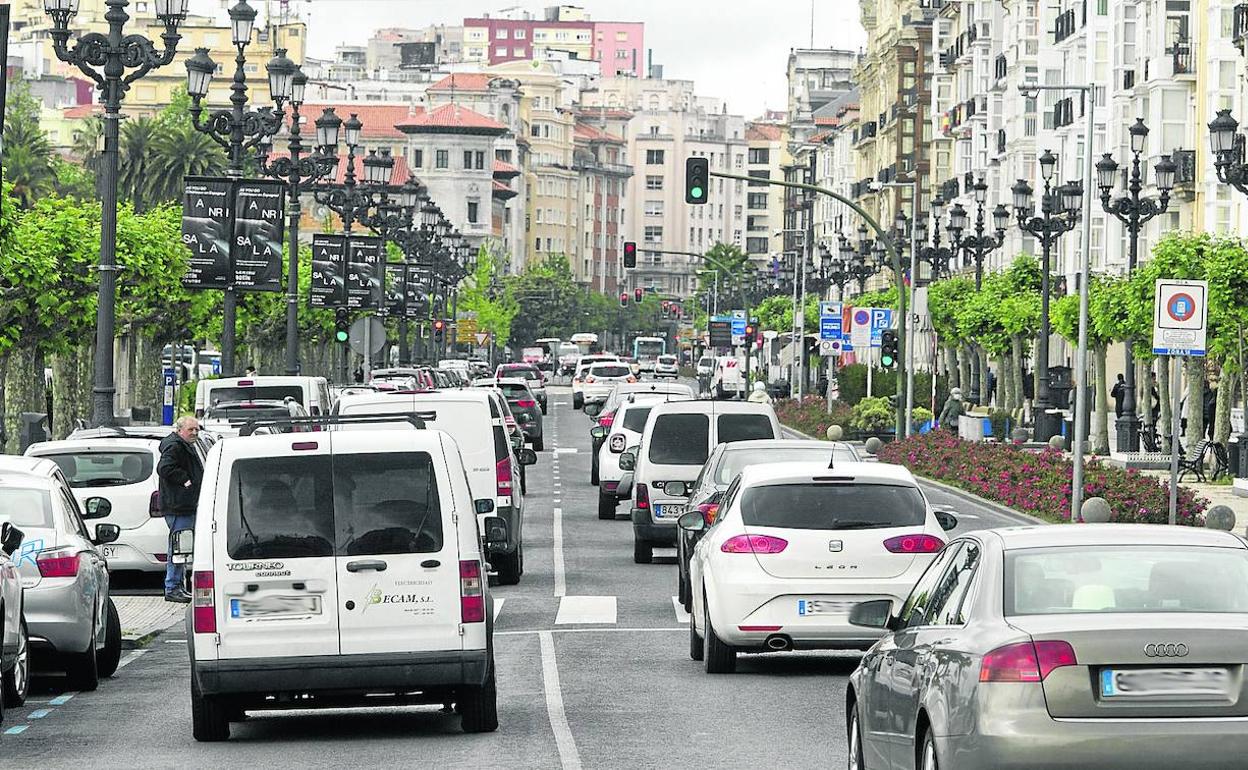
[209,385,303,406]
[44,451,154,487]
[740,483,926,530]
[649,413,710,465]
[335,452,442,555]
[0,487,53,528]
[591,365,631,378]
[622,406,653,433]
[499,383,531,399]
[500,367,540,381]
[717,414,774,444]
[715,447,856,484]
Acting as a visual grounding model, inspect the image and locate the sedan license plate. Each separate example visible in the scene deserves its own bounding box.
[654,504,686,519]
[797,599,857,616]
[101,545,118,559]
[1100,668,1231,698]
[230,595,321,619]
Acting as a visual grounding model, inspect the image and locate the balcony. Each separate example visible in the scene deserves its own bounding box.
[1053,96,1075,129]
[878,164,897,184]
[855,121,878,145]
[1171,38,1193,76]
[1054,8,1077,43]
[1235,3,1248,53]
[940,177,960,201]
[1123,69,1136,89]
[994,53,1008,81]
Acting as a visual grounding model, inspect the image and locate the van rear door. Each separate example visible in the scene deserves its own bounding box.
[332,431,463,655]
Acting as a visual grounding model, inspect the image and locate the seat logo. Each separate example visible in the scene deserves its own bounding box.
[828,540,843,552]
[1143,643,1188,657]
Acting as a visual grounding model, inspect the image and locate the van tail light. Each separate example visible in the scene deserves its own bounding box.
[635,483,650,509]
[697,503,720,525]
[149,490,162,517]
[516,399,537,408]
[192,571,217,634]
[883,534,945,554]
[598,411,615,427]
[496,457,513,496]
[36,549,80,578]
[460,560,485,623]
[721,534,788,554]
[980,640,1076,682]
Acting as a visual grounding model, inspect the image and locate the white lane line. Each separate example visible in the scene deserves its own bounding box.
[956,512,981,520]
[116,649,148,670]
[493,597,506,621]
[539,630,582,770]
[554,448,578,455]
[499,627,685,637]
[671,597,691,624]
[554,595,617,625]
[553,507,567,597]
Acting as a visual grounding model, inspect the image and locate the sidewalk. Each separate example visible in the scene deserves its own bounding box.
[116,595,185,648]
[1131,470,1248,531]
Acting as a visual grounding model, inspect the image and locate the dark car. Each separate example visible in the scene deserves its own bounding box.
[495,364,548,414]
[676,439,862,611]
[497,379,544,451]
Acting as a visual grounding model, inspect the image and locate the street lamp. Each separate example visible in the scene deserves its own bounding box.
[313,119,391,234]
[1208,109,1248,196]
[45,0,189,426]
[1095,117,1175,451]
[947,178,1008,290]
[1014,151,1083,442]
[913,195,956,283]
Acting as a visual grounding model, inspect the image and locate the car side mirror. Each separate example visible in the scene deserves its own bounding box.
[482,515,508,547]
[618,450,636,471]
[934,510,959,532]
[0,523,25,557]
[510,433,524,451]
[83,496,112,520]
[474,499,495,515]
[848,599,895,630]
[584,403,602,417]
[93,523,121,546]
[677,511,705,532]
[518,448,537,466]
[590,426,608,440]
[171,528,195,564]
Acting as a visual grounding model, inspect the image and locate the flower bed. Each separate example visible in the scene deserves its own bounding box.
[876,432,1208,525]
[773,396,852,438]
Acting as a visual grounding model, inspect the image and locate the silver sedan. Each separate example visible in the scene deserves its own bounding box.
[846,524,1248,770]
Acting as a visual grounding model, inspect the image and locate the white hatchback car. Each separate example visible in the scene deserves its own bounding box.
[581,362,638,407]
[683,462,957,673]
[654,354,680,379]
[571,354,619,409]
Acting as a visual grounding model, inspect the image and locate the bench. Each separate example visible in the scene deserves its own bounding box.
[1178,439,1231,482]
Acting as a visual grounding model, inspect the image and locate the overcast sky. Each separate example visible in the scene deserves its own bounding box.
[189,0,866,118]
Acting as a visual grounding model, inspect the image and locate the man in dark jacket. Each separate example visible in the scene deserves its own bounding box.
[157,416,204,602]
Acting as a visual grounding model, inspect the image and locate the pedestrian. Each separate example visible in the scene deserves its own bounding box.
[157,416,204,603]
[243,365,257,377]
[353,365,364,384]
[1110,373,1126,418]
[748,381,773,404]
[1203,380,1217,441]
[939,387,964,432]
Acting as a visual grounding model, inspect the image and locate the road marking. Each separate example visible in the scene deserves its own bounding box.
[955,512,980,520]
[555,596,617,625]
[553,507,567,597]
[493,597,506,620]
[28,709,51,719]
[47,694,74,706]
[554,448,578,455]
[538,630,582,770]
[498,627,685,637]
[116,649,148,670]
[671,597,691,624]
[3,725,28,735]
[164,639,187,644]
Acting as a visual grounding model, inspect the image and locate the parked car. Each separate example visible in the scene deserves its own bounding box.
[846,524,1248,770]
[194,375,332,419]
[494,379,544,451]
[201,398,309,439]
[0,522,29,722]
[654,354,680,379]
[495,363,548,414]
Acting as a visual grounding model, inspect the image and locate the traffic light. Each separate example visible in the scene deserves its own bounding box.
[880,328,899,369]
[623,241,637,268]
[433,318,446,343]
[334,308,350,344]
[661,300,670,312]
[634,288,643,303]
[745,324,755,337]
[685,157,709,204]
[619,291,629,308]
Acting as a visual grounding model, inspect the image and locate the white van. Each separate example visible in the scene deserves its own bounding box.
[710,356,747,400]
[184,423,506,740]
[333,390,533,585]
[195,376,332,419]
[621,400,781,564]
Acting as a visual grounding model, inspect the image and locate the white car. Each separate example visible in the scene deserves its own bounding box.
[654,354,680,379]
[593,392,694,519]
[0,522,29,722]
[183,420,507,741]
[695,356,715,379]
[581,362,637,406]
[571,354,619,409]
[194,375,332,419]
[684,462,957,673]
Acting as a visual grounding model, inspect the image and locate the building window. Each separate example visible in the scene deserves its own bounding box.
[412,149,423,168]
[748,170,769,186]
[646,149,665,164]
[531,123,541,137]
[515,29,526,39]
[645,175,663,190]
[495,47,507,57]
[464,150,474,169]
[436,150,449,169]
[644,200,664,216]
[746,237,769,254]
[644,225,663,241]
[475,151,486,169]
[747,192,767,209]
[497,28,508,39]
[467,200,480,224]
[514,48,524,56]
[748,148,770,164]
[535,237,542,251]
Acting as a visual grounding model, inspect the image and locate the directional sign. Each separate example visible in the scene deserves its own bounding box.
[731,309,747,337]
[819,301,844,342]
[709,319,733,348]
[1152,279,1208,356]
[457,318,479,344]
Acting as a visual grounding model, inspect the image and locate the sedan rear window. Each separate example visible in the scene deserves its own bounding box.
[500,367,540,381]
[648,413,710,465]
[1005,546,1248,616]
[622,406,653,433]
[739,483,926,530]
[498,383,532,399]
[0,487,53,528]
[717,414,774,444]
[591,365,631,378]
[44,451,154,487]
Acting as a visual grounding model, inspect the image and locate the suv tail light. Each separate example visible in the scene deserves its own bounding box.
[697,502,720,525]
[980,640,1077,682]
[460,560,484,622]
[496,457,512,497]
[635,483,650,509]
[626,375,637,383]
[598,411,615,427]
[36,549,80,578]
[516,399,536,408]
[193,571,216,634]
[149,490,162,518]
[720,534,788,554]
[585,376,596,384]
[883,534,945,554]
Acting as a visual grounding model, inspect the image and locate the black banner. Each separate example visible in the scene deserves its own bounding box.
[345,236,384,310]
[709,319,733,348]
[309,233,347,308]
[181,177,234,289]
[231,179,285,292]
[404,264,427,318]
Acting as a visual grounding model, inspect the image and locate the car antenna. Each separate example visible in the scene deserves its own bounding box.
[828,451,836,470]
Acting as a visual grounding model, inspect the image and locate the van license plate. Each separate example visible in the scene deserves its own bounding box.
[230,595,321,619]
[654,504,685,519]
[1100,668,1231,698]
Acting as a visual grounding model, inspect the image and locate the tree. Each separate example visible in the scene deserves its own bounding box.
[118,116,161,211]
[2,82,56,207]
[146,120,229,205]
[696,242,750,298]
[458,246,520,348]
[926,276,974,390]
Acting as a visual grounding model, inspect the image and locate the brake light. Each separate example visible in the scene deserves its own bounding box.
[626,375,637,383]
[496,457,512,496]
[517,399,537,408]
[980,640,1077,682]
[883,534,945,554]
[585,376,596,384]
[193,571,216,634]
[36,549,80,578]
[460,560,484,623]
[635,483,650,509]
[149,490,162,517]
[721,534,788,554]
[697,502,720,525]
[598,411,615,427]
[738,625,782,632]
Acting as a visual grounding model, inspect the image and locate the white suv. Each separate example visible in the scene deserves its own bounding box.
[183,417,505,741]
[592,393,693,520]
[571,354,619,409]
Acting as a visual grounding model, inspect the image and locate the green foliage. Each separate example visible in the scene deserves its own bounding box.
[834,363,947,409]
[926,276,974,343]
[850,396,895,433]
[458,247,520,347]
[2,81,55,207]
[848,285,898,310]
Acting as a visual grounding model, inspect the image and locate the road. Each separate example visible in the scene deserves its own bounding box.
[1,384,1032,770]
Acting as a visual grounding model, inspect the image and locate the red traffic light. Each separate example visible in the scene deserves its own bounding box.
[623,241,637,269]
[433,319,445,332]
[634,288,643,302]
[619,291,630,307]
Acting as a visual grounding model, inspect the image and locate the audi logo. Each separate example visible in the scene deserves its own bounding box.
[1143,643,1189,658]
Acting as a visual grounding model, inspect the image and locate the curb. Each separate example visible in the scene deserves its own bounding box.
[913,476,1048,526]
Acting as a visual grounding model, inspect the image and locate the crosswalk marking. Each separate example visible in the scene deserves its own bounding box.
[671,597,690,624]
[555,595,617,625]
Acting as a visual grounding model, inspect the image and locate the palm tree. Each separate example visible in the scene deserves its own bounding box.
[144,121,228,205]
[118,116,159,211]
[2,84,56,207]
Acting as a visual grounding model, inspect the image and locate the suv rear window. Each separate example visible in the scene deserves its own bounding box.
[498,383,531,399]
[622,406,653,433]
[210,385,303,406]
[649,413,710,465]
[717,414,774,443]
[740,483,926,530]
[44,451,154,487]
[500,367,540,381]
[592,365,631,378]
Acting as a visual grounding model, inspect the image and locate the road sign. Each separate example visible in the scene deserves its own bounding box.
[348,316,386,355]
[820,339,844,357]
[850,307,872,348]
[1152,279,1208,356]
[870,308,894,347]
[709,319,733,348]
[731,309,746,337]
[819,301,844,342]
[456,318,479,344]
[475,332,490,346]
[162,369,176,426]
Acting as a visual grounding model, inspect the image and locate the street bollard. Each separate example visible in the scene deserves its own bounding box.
[1011,428,1030,444]
[1048,435,1066,451]
[826,424,844,441]
[1205,504,1236,531]
[1080,497,1111,523]
[864,436,882,456]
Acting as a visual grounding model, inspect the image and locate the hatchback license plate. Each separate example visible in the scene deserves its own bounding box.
[230,595,321,619]
[655,504,686,519]
[1100,668,1231,698]
[798,599,857,616]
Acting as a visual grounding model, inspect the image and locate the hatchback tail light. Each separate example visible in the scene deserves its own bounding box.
[635,483,650,509]
[980,640,1077,682]
[149,490,162,518]
[883,534,945,554]
[598,411,615,427]
[496,457,513,497]
[721,534,788,554]
[192,571,216,634]
[36,549,80,578]
[626,375,637,383]
[460,560,485,623]
[697,502,720,525]
[516,399,537,408]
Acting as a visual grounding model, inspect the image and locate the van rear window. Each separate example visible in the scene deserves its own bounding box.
[717,414,774,444]
[648,414,710,465]
[228,456,335,560]
[210,385,303,406]
[335,452,442,555]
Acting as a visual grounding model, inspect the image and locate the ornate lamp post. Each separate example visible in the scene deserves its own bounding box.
[947,178,1009,290]
[1013,149,1083,442]
[1209,109,1248,195]
[913,195,956,283]
[1095,117,1176,451]
[44,0,190,426]
[313,128,394,234]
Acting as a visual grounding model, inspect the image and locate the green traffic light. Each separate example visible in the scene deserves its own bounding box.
[881,355,895,367]
[336,330,349,343]
[691,186,704,199]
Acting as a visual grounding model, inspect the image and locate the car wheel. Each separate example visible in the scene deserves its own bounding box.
[689,614,704,661]
[703,599,736,674]
[848,704,865,770]
[459,661,499,733]
[191,672,230,742]
[597,489,616,520]
[533,437,544,452]
[97,598,122,678]
[541,402,548,416]
[678,564,690,610]
[494,545,522,586]
[65,611,99,692]
[590,455,599,486]
[632,537,652,564]
[920,728,939,770]
[2,617,29,708]
[520,467,527,495]
[573,393,583,410]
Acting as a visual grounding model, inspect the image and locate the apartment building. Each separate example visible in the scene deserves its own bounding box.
[787,47,860,142]
[745,122,792,263]
[463,6,644,77]
[573,118,633,294]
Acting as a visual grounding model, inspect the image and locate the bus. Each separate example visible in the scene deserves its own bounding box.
[570,332,600,355]
[632,336,666,372]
